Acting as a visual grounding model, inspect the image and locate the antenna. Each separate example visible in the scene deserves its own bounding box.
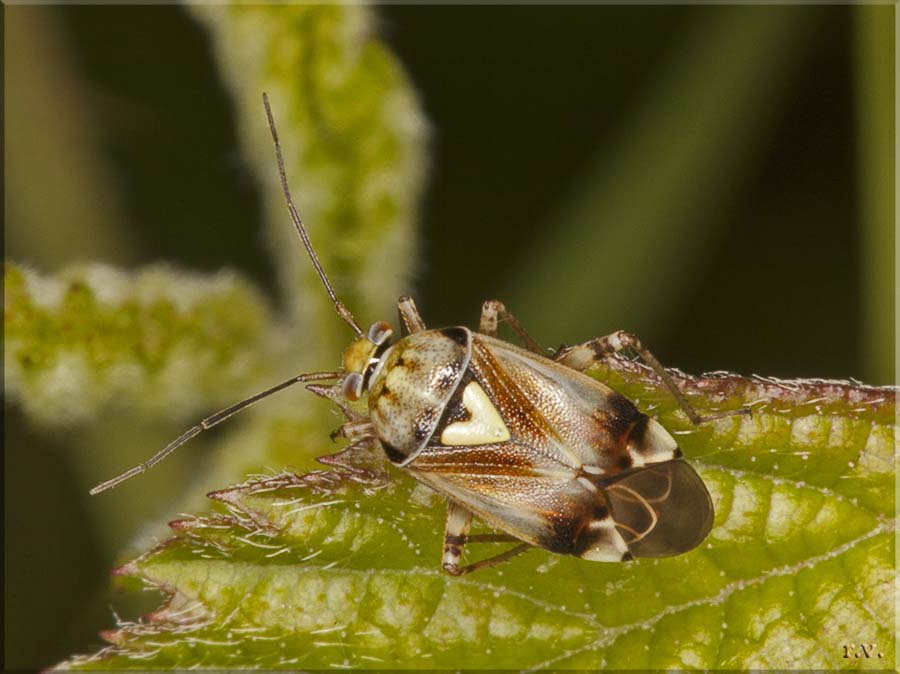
[91,97,363,495]
[263,92,364,337]
[90,370,341,495]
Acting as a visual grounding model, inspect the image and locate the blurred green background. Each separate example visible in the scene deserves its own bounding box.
[5,4,894,669]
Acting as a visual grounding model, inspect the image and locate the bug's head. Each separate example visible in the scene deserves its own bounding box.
[340,321,394,401]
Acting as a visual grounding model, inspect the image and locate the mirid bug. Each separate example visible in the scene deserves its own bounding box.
[91,94,750,576]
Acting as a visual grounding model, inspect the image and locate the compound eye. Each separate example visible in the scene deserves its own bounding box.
[341,372,364,401]
[367,321,393,346]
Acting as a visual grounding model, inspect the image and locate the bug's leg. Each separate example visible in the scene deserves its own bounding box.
[330,419,375,441]
[398,295,427,334]
[465,533,521,543]
[317,436,380,469]
[556,330,751,426]
[442,501,474,574]
[442,501,531,576]
[479,300,545,355]
[446,543,532,576]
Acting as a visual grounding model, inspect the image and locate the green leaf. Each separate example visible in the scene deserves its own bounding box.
[4,2,428,508]
[18,5,891,670]
[4,262,272,426]
[63,360,896,670]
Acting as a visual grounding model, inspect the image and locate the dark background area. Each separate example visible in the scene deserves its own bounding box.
[5,5,893,668]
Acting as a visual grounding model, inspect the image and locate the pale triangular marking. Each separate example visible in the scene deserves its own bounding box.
[440,381,511,446]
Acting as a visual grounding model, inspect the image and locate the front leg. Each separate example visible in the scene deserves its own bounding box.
[398,295,427,334]
[330,419,375,441]
[442,500,531,576]
[316,436,381,470]
[556,330,751,426]
[441,501,473,574]
[479,299,545,355]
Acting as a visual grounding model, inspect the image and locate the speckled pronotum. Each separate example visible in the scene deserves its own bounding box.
[91,94,750,576]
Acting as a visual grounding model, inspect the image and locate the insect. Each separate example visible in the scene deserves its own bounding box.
[92,93,749,575]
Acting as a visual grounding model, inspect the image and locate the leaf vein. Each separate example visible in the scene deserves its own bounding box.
[521,519,894,672]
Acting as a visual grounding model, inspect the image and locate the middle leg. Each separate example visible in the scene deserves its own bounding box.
[442,500,531,576]
[316,436,382,470]
[479,299,545,355]
[556,330,751,425]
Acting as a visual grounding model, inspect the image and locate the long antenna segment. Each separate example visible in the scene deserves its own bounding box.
[90,370,342,495]
[90,96,364,495]
[263,92,364,337]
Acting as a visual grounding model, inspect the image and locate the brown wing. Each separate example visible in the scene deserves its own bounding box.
[408,440,598,553]
[470,335,682,475]
[404,335,697,559]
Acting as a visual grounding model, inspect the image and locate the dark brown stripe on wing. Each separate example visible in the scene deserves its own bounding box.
[598,392,645,439]
[411,443,550,476]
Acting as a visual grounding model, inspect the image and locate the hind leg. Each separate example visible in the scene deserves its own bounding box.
[479,300,545,355]
[441,501,530,576]
[556,330,750,425]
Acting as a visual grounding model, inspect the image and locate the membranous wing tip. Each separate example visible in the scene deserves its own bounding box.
[603,459,713,559]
